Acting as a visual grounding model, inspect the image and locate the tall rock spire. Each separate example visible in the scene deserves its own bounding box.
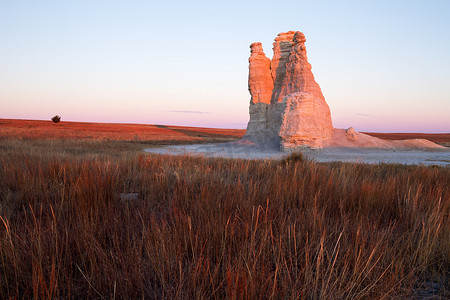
[244,31,333,149]
[248,42,273,105]
[245,43,274,139]
[270,31,296,103]
[276,31,325,102]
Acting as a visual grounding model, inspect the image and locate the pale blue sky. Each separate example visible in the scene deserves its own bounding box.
[1,0,449,132]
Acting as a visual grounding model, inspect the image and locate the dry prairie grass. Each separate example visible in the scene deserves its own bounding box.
[0,137,449,299]
[0,119,245,144]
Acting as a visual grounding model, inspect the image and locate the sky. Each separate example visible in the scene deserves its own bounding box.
[1,0,449,132]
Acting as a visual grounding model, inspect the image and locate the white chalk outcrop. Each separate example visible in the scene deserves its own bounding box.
[243,31,443,151]
[324,128,444,149]
[244,31,333,150]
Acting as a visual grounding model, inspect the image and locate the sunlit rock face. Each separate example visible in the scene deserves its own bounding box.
[248,42,273,105]
[245,43,274,140]
[271,31,296,103]
[244,31,333,150]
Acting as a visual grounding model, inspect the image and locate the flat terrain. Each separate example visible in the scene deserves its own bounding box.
[2,119,449,165]
[145,143,450,166]
[144,143,450,166]
[0,119,449,298]
[0,119,245,144]
[2,119,449,146]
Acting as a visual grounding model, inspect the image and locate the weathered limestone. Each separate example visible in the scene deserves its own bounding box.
[277,32,327,103]
[278,93,334,150]
[245,43,273,139]
[244,31,333,150]
[271,31,296,103]
[248,42,273,105]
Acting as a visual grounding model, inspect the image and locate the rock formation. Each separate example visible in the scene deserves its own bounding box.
[244,31,333,150]
[248,42,273,105]
[245,42,274,139]
[243,30,444,151]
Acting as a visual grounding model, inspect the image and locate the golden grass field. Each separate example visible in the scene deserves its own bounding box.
[2,119,449,146]
[0,119,449,298]
[0,119,246,143]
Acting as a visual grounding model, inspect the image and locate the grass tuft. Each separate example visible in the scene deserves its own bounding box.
[281,151,310,165]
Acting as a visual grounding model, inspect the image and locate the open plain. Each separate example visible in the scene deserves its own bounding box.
[3,1,450,298]
[0,119,449,298]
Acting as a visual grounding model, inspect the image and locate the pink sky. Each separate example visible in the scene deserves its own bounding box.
[1,1,449,133]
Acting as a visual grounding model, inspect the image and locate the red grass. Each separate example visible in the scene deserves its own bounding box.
[0,137,448,298]
[0,119,245,143]
[2,119,448,146]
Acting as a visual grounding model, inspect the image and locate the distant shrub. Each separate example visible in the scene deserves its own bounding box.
[51,115,61,123]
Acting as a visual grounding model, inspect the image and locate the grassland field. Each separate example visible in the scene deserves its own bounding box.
[0,119,449,298]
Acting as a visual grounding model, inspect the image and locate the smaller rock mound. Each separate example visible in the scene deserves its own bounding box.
[324,129,444,149]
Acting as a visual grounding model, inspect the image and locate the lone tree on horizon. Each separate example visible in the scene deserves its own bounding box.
[51,115,61,123]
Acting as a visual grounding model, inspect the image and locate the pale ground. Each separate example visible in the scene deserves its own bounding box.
[144,142,450,166]
[144,129,450,166]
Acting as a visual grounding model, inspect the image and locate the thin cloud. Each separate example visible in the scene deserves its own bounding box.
[169,110,212,114]
[355,113,379,118]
